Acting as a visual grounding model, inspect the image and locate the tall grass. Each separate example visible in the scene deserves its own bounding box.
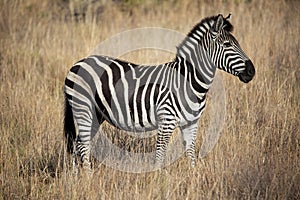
[0,0,299,199]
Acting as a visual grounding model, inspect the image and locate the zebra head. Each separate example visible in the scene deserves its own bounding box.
[208,14,255,83]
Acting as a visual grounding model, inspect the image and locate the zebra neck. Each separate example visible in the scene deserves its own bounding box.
[175,41,217,99]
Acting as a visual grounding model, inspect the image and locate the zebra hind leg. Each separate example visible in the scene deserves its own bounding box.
[74,111,103,173]
[78,139,92,169]
[72,114,94,173]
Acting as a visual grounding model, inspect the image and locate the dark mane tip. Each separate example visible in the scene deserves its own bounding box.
[186,15,214,37]
[187,14,234,37]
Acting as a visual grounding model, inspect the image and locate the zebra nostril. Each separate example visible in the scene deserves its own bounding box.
[247,67,254,76]
[245,60,255,77]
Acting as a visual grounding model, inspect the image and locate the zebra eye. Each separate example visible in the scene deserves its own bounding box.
[223,42,231,47]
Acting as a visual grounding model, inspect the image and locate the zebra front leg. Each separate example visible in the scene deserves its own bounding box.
[155,118,177,168]
[181,122,199,167]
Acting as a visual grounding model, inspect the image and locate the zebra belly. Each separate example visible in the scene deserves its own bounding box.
[94,93,159,132]
[92,72,161,132]
[105,118,158,132]
[95,103,158,132]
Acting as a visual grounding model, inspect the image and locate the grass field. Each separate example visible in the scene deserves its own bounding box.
[0,0,299,199]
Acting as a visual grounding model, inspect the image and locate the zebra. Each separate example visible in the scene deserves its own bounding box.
[64,14,255,170]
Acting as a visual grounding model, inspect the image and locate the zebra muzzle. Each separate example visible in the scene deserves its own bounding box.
[238,60,255,83]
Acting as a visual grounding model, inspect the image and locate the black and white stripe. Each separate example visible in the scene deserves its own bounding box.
[64,14,255,170]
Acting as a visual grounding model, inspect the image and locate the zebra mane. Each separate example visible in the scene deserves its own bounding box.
[176,15,233,57]
[188,15,234,36]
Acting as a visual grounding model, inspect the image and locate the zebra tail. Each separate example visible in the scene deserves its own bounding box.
[64,95,76,154]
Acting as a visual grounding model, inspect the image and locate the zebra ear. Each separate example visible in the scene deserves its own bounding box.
[213,14,224,33]
[225,13,231,20]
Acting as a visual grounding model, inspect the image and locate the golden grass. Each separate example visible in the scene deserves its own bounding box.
[0,0,299,199]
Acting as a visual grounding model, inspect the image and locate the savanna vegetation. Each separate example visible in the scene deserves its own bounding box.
[0,0,299,199]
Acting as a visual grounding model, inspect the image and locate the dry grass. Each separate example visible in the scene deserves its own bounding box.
[0,0,299,199]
